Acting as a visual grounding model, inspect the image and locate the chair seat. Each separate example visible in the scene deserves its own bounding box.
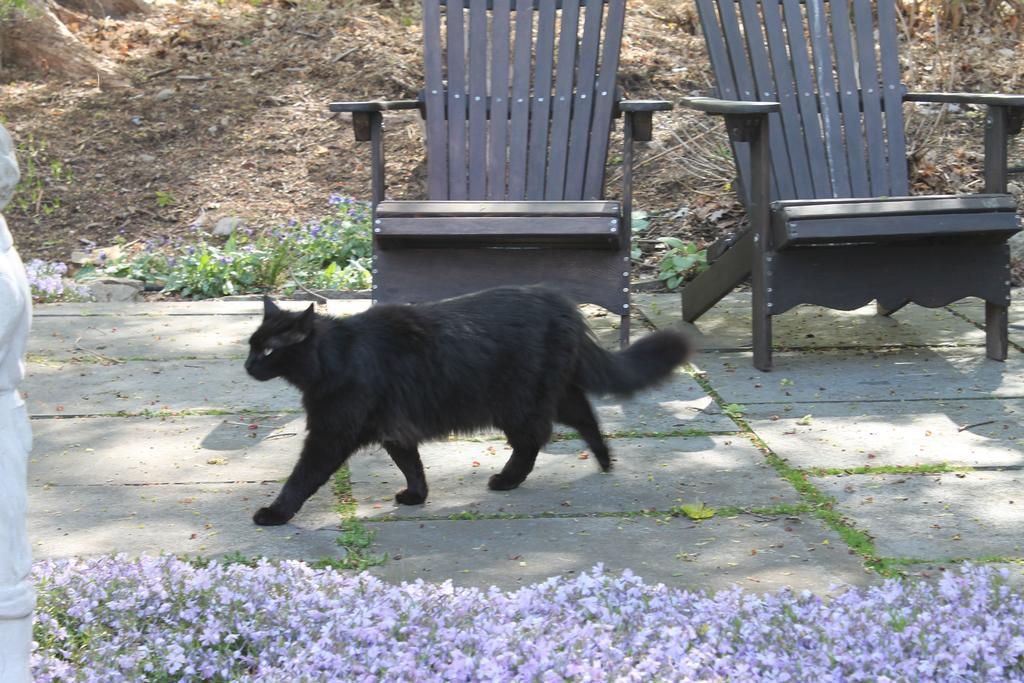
[374,200,623,249]
[770,194,1020,248]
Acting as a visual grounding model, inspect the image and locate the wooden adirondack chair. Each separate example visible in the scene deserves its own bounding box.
[681,0,1023,370]
[330,0,670,347]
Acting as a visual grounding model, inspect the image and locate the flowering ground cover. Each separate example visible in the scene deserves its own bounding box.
[23,259,88,302]
[23,195,373,302]
[32,556,1024,681]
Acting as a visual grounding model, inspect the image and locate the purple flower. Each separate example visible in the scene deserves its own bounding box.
[25,260,78,302]
[29,558,1024,681]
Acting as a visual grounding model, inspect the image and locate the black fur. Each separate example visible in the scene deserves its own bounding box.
[244,286,692,526]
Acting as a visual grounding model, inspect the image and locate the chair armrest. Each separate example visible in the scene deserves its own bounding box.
[906,92,1024,191]
[904,92,1024,108]
[618,99,673,113]
[328,100,423,113]
[679,96,779,115]
[619,100,672,142]
[329,100,422,143]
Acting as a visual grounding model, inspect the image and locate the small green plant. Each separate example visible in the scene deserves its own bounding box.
[155,190,175,208]
[326,467,387,570]
[329,520,387,570]
[83,195,373,299]
[11,135,73,220]
[449,510,484,520]
[657,237,707,290]
[630,210,651,260]
[723,403,746,419]
[218,551,257,567]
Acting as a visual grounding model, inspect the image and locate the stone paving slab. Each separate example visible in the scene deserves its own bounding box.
[949,298,1024,348]
[815,472,1024,560]
[350,436,796,519]
[24,294,1024,591]
[29,315,256,360]
[698,348,1024,405]
[32,300,371,317]
[693,304,985,351]
[899,563,1024,591]
[561,373,733,433]
[28,415,306,486]
[23,360,731,430]
[746,399,1024,469]
[365,514,874,592]
[28,302,637,360]
[29,482,343,560]
[23,359,302,416]
[639,294,985,350]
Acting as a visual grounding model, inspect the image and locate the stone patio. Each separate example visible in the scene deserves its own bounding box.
[22,292,1024,591]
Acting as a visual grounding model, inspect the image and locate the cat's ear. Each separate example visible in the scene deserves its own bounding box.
[270,304,316,347]
[263,296,281,318]
[297,304,315,334]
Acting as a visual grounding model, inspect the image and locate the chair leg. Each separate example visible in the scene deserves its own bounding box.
[752,304,772,371]
[876,301,907,317]
[619,312,630,350]
[986,300,1009,361]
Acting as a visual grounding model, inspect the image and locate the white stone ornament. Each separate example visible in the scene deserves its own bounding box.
[0,124,18,211]
[0,122,33,683]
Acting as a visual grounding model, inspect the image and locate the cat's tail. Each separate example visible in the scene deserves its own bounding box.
[573,329,693,397]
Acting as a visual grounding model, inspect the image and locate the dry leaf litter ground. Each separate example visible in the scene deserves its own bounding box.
[1,0,1023,288]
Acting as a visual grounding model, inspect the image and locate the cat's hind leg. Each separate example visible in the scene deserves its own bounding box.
[489,419,552,491]
[383,441,429,505]
[556,386,611,472]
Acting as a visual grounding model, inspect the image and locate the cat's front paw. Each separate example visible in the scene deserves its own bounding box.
[253,506,293,526]
[487,473,522,491]
[395,488,427,506]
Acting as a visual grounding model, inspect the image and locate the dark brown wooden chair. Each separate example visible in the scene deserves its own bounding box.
[331,0,670,347]
[681,0,1022,370]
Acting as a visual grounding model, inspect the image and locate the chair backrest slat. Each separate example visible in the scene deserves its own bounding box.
[445,0,469,199]
[852,0,889,196]
[696,0,909,202]
[877,0,908,195]
[738,0,793,199]
[583,0,627,199]
[423,0,449,198]
[507,1,534,199]
[564,0,605,200]
[806,0,850,196]
[545,0,581,199]
[422,0,625,201]
[467,0,489,199]
[829,0,870,195]
[696,0,754,204]
[760,0,812,196]
[526,0,558,199]
[487,0,512,198]
[717,0,779,200]
[781,0,831,197]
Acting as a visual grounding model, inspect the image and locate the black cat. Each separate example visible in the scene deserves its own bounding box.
[244,286,691,526]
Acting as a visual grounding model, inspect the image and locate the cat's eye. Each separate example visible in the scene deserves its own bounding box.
[261,348,274,357]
